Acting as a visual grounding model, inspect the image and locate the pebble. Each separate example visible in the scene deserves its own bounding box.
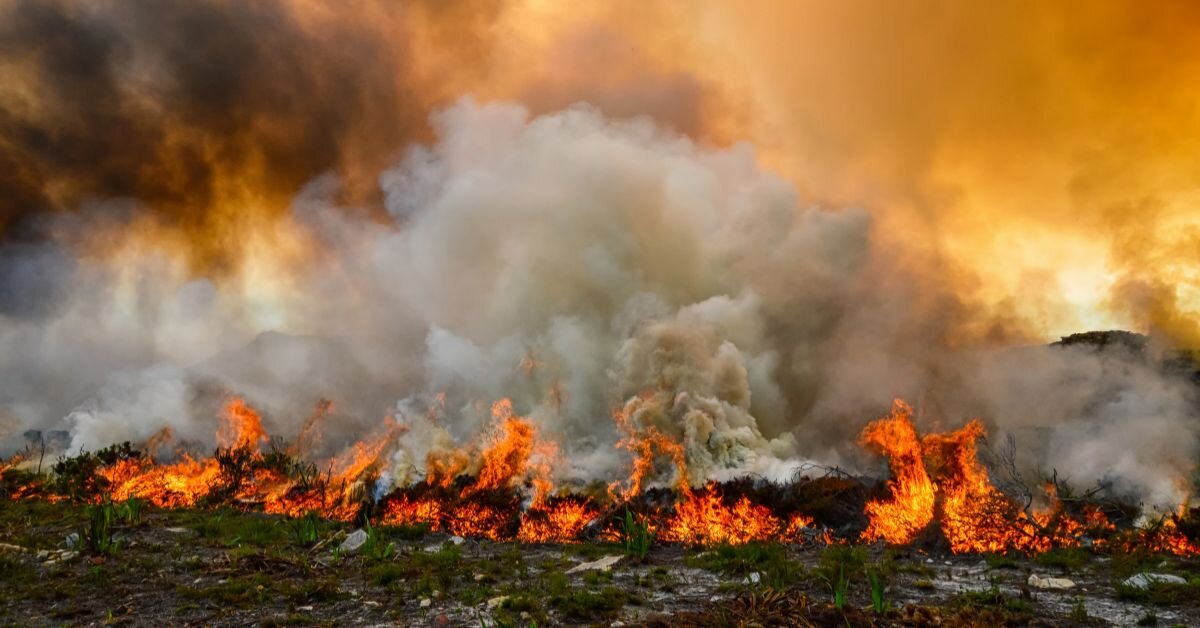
[339,529,369,552]
[565,554,623,574]
[1122,573,1187,589]
[419,598,432,608]
[1028,574,1076,590]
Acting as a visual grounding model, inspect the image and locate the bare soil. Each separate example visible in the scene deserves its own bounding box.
[2,501,1199,627]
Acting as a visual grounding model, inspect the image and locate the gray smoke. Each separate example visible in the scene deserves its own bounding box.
[2,100,1196,508]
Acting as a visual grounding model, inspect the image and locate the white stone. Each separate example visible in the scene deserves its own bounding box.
[565,554,623,574]
[486,595,509,609]
[339,529,369,553]
[1123,573,1187,589]
[742,572,761,585]
[419,598,432,608]
[448,536,465,545]
[1028,574,1075,590]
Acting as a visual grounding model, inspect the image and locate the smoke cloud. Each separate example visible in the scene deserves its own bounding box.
[1,2,1197,509]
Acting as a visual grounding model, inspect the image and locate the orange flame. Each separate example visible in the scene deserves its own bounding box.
[217,397,268,451]
[859,400,936,544]
[661,487,782,546]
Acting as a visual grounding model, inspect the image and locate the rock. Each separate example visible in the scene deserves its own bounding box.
[296,605,313,612]
[419,598,432,608]
[434,615,450,626]
[741,572,761,585]
[448,536,465,545]
[565,554,623,574]
[36,550,48,560]
[339,529,369,553]
[164,527,189,534]
[0,543,27,553]
[1028,574,1075,590]
[63,533,80,549]
[486,595,509,609]
[1122,573,1187,589]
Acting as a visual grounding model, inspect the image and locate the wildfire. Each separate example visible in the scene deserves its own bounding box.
[5,393,1198,556]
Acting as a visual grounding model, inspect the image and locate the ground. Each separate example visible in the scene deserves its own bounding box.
[2,501,1199,627]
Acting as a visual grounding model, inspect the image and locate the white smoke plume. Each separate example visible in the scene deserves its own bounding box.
[0,100,1196,506]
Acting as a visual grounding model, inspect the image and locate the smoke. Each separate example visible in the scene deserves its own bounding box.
[0,0,503,268]
[1,2,1198,509]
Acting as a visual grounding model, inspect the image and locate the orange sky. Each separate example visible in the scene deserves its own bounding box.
[5,0,1197,346]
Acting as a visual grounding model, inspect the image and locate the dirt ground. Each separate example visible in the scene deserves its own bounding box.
[2,500,1199,627]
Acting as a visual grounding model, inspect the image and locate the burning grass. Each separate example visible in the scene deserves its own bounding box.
[4,395,1200,562]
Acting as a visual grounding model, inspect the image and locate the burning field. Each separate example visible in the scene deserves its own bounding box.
[3,1,1200,626]
[5,341,1200,626]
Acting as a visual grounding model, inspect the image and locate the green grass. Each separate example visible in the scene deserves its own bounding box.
[551,586,636,620]
[81,499,119,555]
[177,574,274,607]
[950,586,1032,613]
[186,508,288,547]
[686,542,801,588]
[1115,578,1200,606]
[1034,547,1089,572]
[983,553,1020,570]
[620,509,652,559]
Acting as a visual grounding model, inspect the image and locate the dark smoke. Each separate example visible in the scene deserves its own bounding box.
[0,0,494,266]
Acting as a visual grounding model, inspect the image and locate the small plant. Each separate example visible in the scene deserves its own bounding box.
[868,569,889,613]
[82,499,119,555]
[830,566,849,610]
[115,496,145,524]
[361,522,395,561]
[288,510,322,548]
[621,509,652,560]
[1069,596,1090,622]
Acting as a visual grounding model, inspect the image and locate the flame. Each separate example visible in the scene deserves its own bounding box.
[609,395,690,500]
[472,399,546,495]
[216,398,269,452]
[8,393,1199,555]
[517,499,598,543]
[859,400,936,544]
[660,485,782,546]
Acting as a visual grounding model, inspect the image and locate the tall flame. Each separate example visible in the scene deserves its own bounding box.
[859,400,936,544]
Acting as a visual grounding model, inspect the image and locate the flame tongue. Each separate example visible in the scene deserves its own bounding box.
[859,400,936,545]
